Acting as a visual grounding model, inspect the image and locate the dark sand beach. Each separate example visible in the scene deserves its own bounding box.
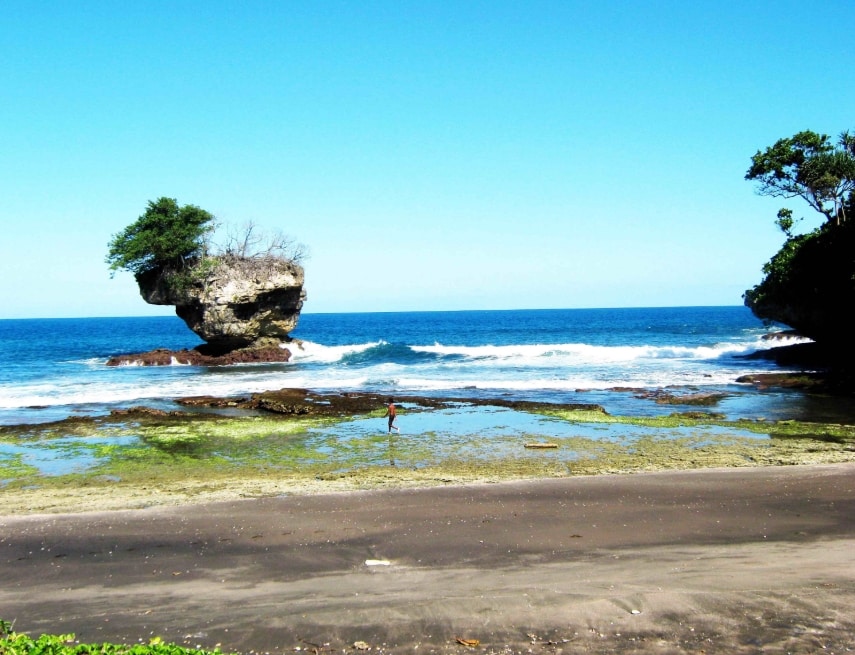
[2,463,854,654]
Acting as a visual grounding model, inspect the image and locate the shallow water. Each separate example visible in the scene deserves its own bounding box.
[0,404,768,480]
[0,435,140,477]
[305,404,766,467]
[320,404,764,442]
[0,394,832,482]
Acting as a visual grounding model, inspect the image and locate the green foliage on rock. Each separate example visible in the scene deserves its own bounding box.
[106,197,215,279]
[106,199,307,313]
[744,129,855,346]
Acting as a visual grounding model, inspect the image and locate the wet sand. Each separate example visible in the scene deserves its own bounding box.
[2,463,854,654]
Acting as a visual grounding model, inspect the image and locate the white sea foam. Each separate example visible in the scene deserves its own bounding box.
[412,338,777,365]
[287,340,383,363]
[0,326,813,423]
[392,367,764,391]
[0,331,803,414]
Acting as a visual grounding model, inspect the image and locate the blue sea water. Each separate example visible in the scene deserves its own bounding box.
[0,306,834,427]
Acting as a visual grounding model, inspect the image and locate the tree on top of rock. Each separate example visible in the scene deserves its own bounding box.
[106,197,215,279]
[105,197,307,350]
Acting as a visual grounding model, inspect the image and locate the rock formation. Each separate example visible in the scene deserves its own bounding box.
[140,255,305,349]
[107,255,305,366]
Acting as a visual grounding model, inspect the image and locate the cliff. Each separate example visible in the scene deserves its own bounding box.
[744,220,855,354]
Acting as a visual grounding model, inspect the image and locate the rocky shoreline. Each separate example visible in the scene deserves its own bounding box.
[737,340,855,392]
[3,384,855,517]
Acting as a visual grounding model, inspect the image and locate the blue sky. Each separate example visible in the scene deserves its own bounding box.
[2,1,853,318]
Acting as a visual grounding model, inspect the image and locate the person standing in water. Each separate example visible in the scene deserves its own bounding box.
[384,398,400,433]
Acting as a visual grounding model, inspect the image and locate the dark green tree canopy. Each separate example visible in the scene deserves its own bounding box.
[744,128,855,347]
[106,197,215,278]
[746,130,855,225]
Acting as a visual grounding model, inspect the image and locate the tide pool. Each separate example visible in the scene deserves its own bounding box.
[0,403,772,483]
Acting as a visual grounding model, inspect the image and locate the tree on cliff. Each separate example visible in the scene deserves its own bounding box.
[744,128,855,347]
[106,197,215,279]
[746,130,855,226]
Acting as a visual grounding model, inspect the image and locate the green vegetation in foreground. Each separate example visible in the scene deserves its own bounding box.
[1,404,854,513]
[0,619,234,655]
[0,453,39,481]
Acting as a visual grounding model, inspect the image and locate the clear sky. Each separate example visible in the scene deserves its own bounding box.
[2,1,853,318]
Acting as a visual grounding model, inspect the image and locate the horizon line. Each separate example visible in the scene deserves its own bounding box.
[0,304,748,321]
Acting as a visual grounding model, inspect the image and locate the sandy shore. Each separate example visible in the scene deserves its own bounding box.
[2,463,854,654]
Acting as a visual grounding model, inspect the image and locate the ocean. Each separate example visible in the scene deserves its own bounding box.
[0,306,840,427]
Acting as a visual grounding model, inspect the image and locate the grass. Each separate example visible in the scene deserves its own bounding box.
[0,619,234,655]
